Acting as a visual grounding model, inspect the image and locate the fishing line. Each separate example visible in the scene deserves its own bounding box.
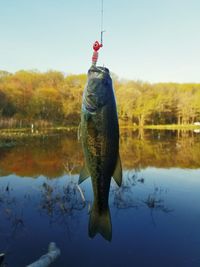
[91,0,104,66]
[100,0,105,45]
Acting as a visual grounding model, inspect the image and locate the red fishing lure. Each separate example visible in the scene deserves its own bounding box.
[92,41,103,65]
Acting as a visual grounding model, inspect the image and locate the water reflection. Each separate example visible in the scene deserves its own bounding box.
[0,131,81,178]
[0,167,200,266]
[0,129,200,178]
[0,130,200,266]
[0,176,87,266]
[120,129,200,169]
[40,180,86,222]
[0,171,173,251]
[111,170,172,216]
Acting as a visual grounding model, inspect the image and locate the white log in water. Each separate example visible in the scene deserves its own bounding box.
[26,242,60,267]
[0,253,5,266]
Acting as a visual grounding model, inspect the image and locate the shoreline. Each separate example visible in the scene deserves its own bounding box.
[0,124,200,139]
[120,124,200,130]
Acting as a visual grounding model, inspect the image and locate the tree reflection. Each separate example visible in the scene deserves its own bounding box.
[0,129,200,178]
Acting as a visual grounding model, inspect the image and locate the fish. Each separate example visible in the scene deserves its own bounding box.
[79,65,122,241]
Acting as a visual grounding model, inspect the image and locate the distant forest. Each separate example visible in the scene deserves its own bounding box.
[0,70,200,128]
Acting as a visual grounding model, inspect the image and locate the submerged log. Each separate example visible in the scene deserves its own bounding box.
[26,242,60,267]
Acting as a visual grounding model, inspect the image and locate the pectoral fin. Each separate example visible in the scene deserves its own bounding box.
[78,165,90,184]
[112,155,122,187]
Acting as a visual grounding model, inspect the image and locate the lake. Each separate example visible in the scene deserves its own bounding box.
[0,129,200,267]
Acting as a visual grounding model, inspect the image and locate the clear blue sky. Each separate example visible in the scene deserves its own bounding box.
[0,0,200,82]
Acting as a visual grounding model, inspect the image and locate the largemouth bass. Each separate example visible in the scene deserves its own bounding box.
[79,66,122,241]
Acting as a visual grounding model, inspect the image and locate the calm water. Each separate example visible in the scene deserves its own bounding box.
[0,129,200,267]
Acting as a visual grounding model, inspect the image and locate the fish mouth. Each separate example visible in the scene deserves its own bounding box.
[82,66,111,113]
[88,66,110,80]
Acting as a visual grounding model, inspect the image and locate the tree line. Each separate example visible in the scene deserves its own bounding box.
[0,70,200,128]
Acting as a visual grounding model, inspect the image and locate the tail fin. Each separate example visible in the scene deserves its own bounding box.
[88,204,112,242]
